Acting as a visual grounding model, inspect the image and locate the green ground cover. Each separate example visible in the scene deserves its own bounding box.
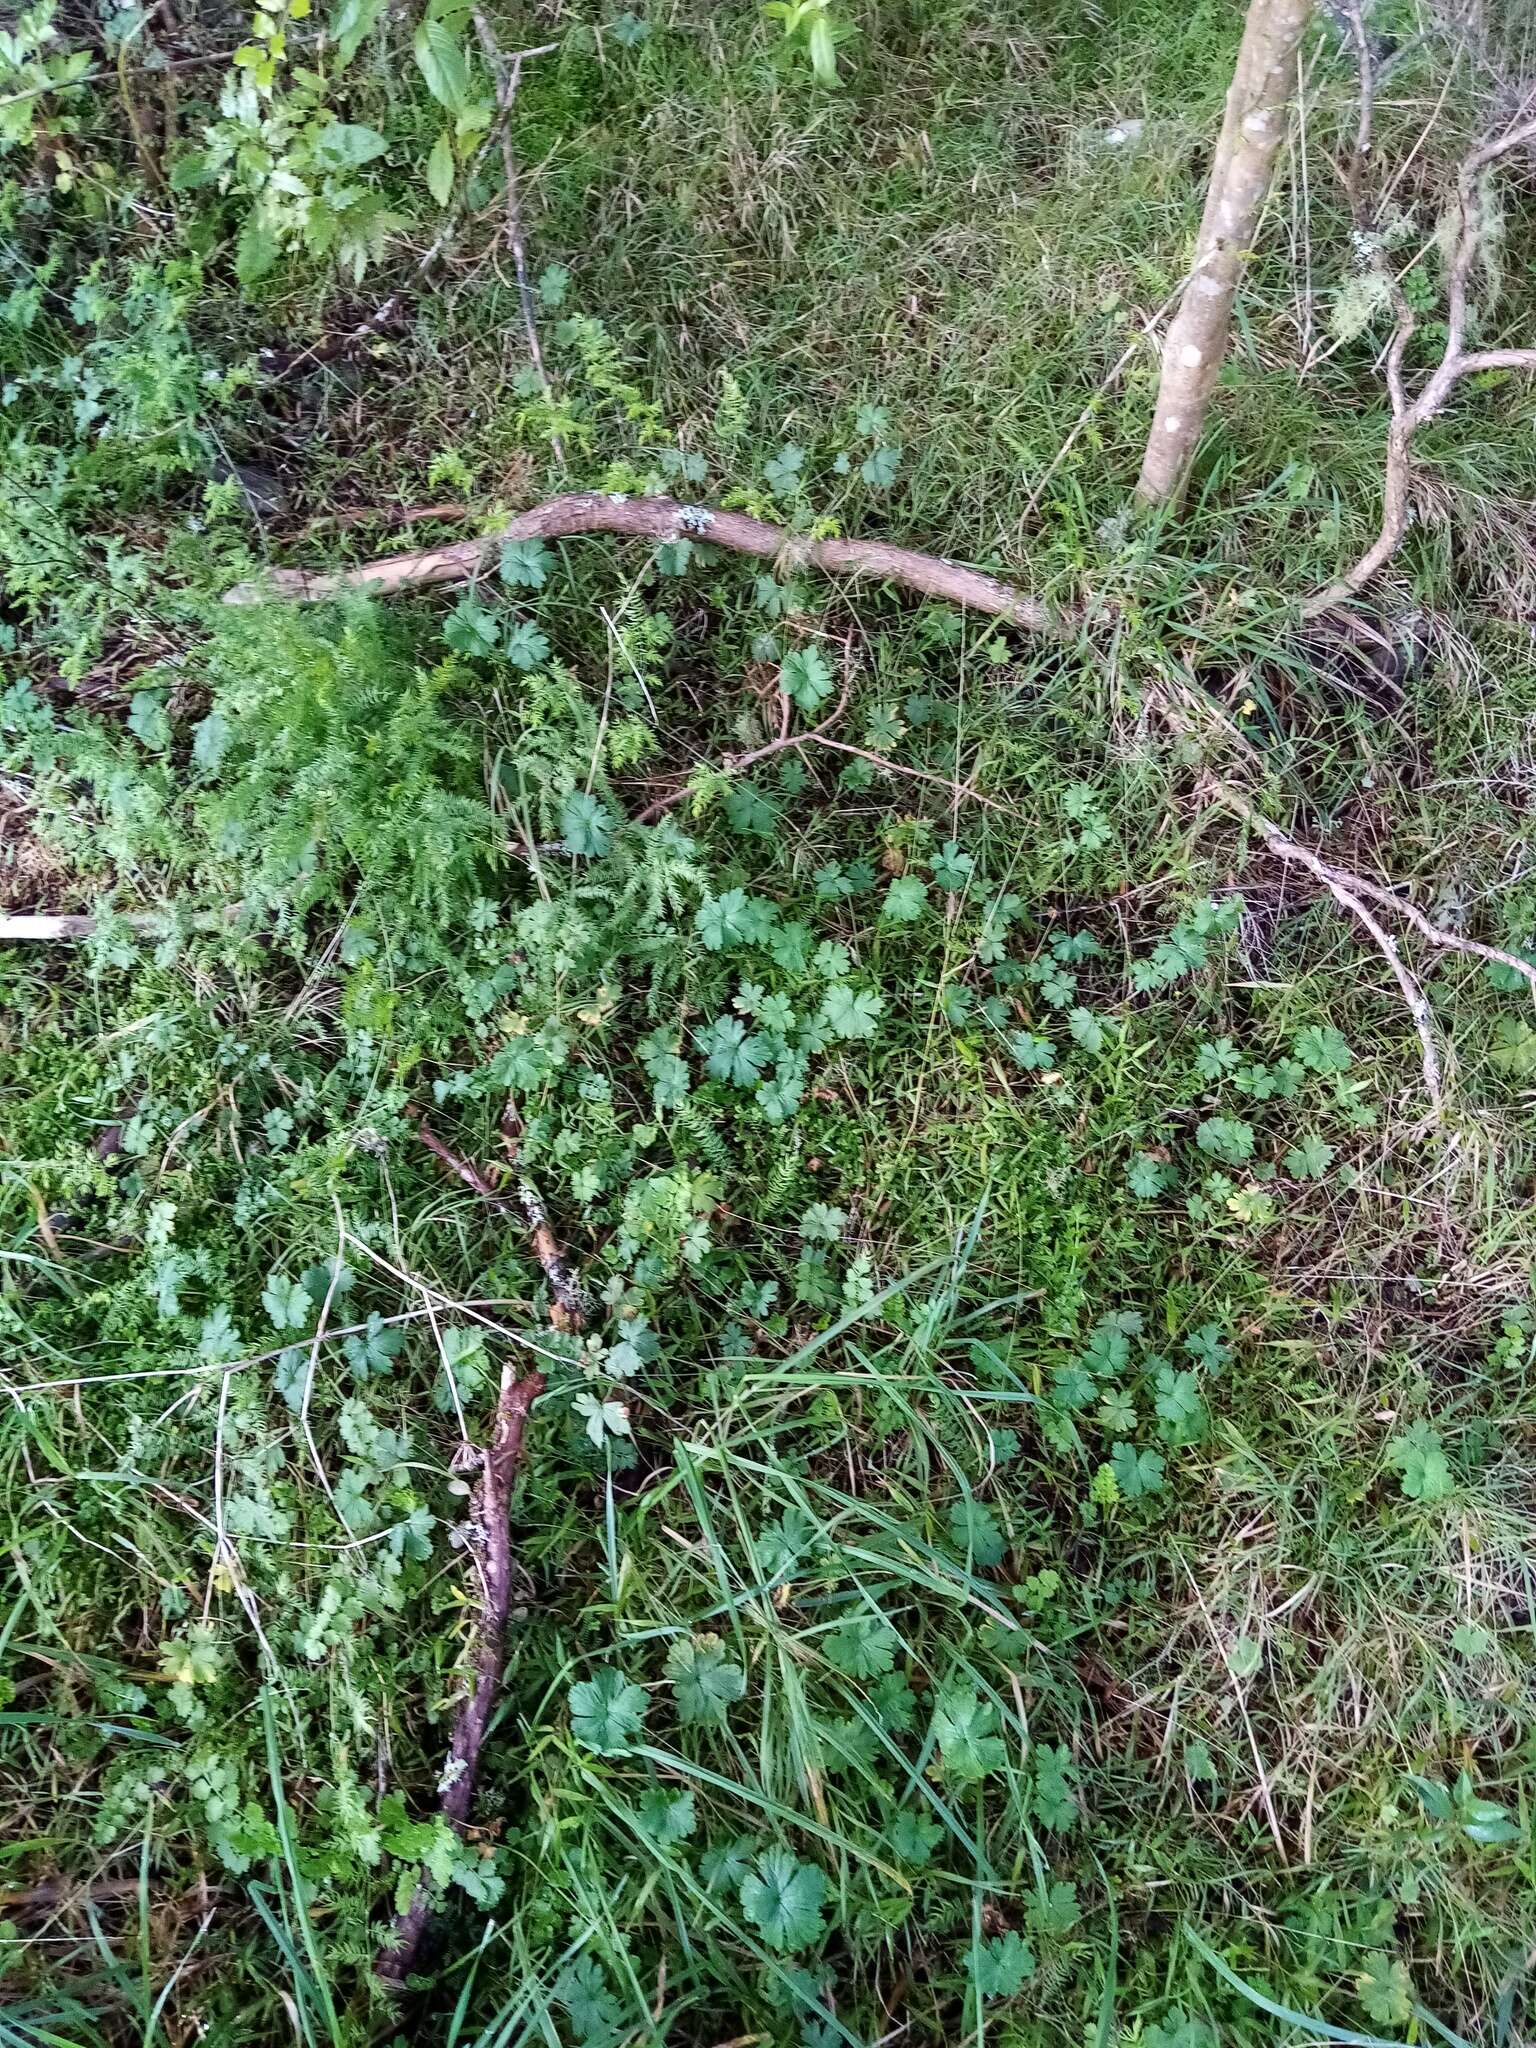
[2,4,1536,2045]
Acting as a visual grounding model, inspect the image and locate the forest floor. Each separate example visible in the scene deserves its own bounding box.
[3,3,1536,2046]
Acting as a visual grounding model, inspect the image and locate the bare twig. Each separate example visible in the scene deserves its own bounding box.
[1201,770,1446,1113]
[1157,677,1536,1116]
[117,0,171,194]
[297,501,473,536]
[254,296,406,382]
[224,491,1056,633]
[809,736,1022,816]
[1018,274,1189,529]
[497,1103,585,1328]
[1213,778,1536,998]
[634,670,1025,826]
[1309,101,1536,610]
[633,679,853,824]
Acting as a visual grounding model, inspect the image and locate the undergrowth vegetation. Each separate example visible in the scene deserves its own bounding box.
[3,4,1536,2047]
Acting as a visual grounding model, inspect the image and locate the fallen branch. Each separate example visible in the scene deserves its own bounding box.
[377,1107,586,1987]
[0,913,111,941]
[374,1354,542,1989]
[1307,100,1536,611]
[222,491,1056,633]
[0,907,238,943]
[634,668,1026,827]
[255,295,406,382]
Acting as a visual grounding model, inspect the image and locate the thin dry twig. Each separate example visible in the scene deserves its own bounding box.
[809,736,1021,817]
[1202,770,1446,1114]
[405,1105,585,1327]
[223,491,1057,633]
[633,678,852,823]
[1158,676,1536,1118]
[634,668,1025,827]
[1017,274,1189,531]
[298,500,472,535]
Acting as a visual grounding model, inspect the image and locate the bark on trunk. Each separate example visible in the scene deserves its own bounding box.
[1134,0,1315,507]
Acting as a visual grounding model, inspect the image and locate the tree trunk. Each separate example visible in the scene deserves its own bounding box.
[1134,0,1315,507]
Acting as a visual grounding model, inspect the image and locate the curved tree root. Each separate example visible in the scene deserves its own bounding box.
[223,491,1056,634]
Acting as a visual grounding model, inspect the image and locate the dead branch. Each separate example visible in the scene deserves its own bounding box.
[378,1105,587,1987]
[808,736,1022,816]
[222,491,1056,634]
[0,913,112,941]
[0,1874,224,1917]
[0,907,239,943]
[374,1356,542,1989]
[1308,101,1536,611]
